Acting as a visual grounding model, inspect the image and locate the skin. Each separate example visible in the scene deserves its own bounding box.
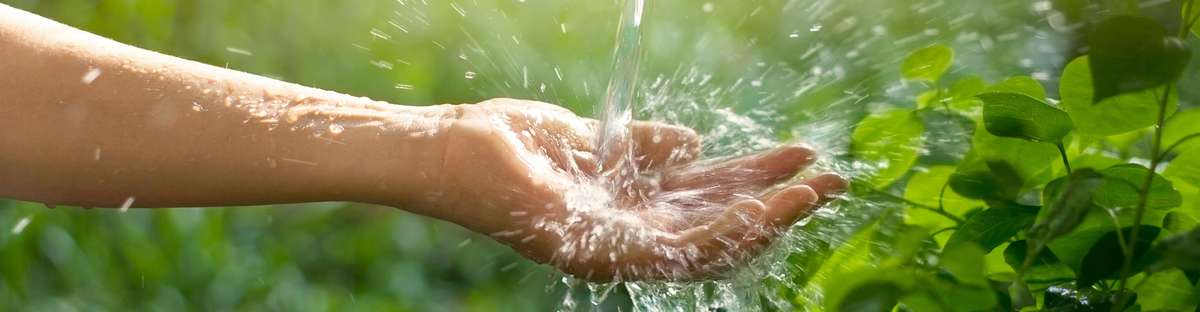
[0,4,846,281]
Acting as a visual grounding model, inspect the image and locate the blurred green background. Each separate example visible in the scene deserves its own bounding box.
[1,0,1194,311]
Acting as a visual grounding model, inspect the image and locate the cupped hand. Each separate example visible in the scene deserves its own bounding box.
[422,98,845,281]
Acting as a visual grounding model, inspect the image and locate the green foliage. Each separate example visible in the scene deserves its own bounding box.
[1004,241,1074,285]
[945,203,1038,252]
[1030,170,1105,247]
[1059,56,1178,136]
[1154,226,1200,271]
[977,92,1073,143]
[847,9,1200,309]
[902,44,954,82]
[852,109,925,187]
[985,76,1046,100]
[1093,164,1182,211]
[1087,15,1191,103]
[1076,226,1160,288]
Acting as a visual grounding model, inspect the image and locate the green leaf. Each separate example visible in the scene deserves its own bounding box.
[902,44,954,82]
[1030,169,1106,246]
[1155,226,1200,271]
[986,76,1046,100]
[1060,56,1178,136]
[1188,0,1200,38]
[1163,109,1200,155]
[918,110,976,165]
[905,166,980,231]
[970,128,1060,187]
[851,109,925,187]
[1165,147,1200,188]
[1076,226,1161,288]
[946,203,1039,252]
[978,92,1072,143]
[947,75,986,112]
[942,243,990,286]
[838,281,903,312]
[1163,211,1199,235]
[1087,15,1192,103]
[949,157,1024,202]
[1133,269,1199,311]
[1003,240,1074,285]
[1094,164,1182,211]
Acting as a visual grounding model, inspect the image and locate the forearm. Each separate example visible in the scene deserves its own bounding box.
[0,5,455,208]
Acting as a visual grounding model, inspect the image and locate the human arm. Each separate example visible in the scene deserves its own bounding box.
[0,4,847,281]
[0,4,452,209]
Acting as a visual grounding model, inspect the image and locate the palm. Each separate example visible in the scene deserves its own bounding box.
[438,99,845,281]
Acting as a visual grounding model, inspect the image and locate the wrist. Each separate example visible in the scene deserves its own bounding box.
[332,102,462,213]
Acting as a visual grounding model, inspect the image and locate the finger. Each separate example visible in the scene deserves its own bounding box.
[763,184,821,229]
[663,145,817,192]
[802,172,849,204]
[658,198,766,274]
[631,121,702,171]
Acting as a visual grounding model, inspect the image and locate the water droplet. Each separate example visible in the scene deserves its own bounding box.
[120,196,135,213]
[751,80,763,87]
[11,217,30,235]
[328,123,345,134]
[394,84,414,90]
[93,148,102,161]
[701,2,714,12]
[464,71,477,79]
[809,24,823,32]
[225,47,253,56]
[191,102,205,112]
[81,68,102,84]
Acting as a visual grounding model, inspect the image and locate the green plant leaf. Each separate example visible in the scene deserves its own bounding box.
[1003,240,1074,285]
[970,127,1060,187]
[949,157,1024,202]
[918,110,976,165]
[1076,226,1161,288]
[839,281,904,312]
[1030,169,1106,246]
[986,76,1046,100]
[1154,226,1200,271]
[851,109,925,187]
[942,243,990,286]
[1163,109,1200,154]
[1133,268,1199,311]
[1162,211,1199,235]
[1165,148,1200,188]
[1188,0,1200,37]
[902,44,954,82]
[947,75,986,112]
[1087,15,1192,103]
[1060,56,1178,136]
[977,92,1072,143]
[1094,164,1182,211]
[946,203,1040,252]
[905,166,979,231]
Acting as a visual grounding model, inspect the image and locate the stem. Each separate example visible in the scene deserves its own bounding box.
[1112,84,1173,311]
[1182,0,1196,38]
[867,187,965,224]
[1160,132,1200,158]
[1056,142,1072,173]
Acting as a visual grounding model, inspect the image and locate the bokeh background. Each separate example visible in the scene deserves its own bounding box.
[1,0,1196,311]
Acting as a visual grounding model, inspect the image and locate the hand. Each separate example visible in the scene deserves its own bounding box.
[408,98,846,281]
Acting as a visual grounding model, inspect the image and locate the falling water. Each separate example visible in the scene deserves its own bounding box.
[595,0,645,183]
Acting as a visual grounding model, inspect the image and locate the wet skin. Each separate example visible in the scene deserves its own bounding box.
[0,4,846,281]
